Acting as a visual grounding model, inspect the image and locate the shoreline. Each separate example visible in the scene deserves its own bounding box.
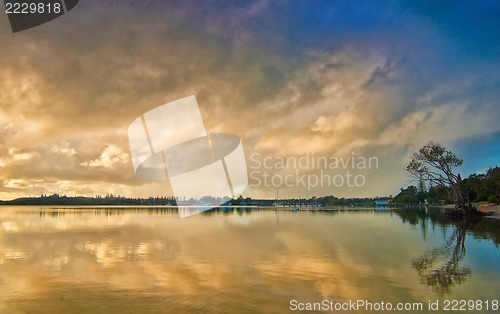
[439,203,500,219]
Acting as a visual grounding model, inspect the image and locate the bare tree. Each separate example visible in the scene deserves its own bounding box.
[407,141,474,213]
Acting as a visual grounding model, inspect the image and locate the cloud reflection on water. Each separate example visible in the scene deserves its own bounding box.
[0,206,499,313]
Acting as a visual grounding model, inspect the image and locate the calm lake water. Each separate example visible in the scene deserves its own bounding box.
[0,206,499,313]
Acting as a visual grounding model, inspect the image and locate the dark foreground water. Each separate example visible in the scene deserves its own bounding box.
[0,206,499,313]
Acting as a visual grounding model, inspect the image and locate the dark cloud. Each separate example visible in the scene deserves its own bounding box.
[0,0,499,199]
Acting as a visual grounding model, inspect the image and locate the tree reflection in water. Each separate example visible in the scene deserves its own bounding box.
[412,221,471,295]
[392,207,500,295]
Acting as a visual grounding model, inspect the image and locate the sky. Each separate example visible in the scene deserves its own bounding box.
[0,0,499,200]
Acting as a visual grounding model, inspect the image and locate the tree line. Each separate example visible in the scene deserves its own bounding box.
[394,166,499,206]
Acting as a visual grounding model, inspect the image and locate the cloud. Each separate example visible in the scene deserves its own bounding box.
[0,0,498,199]
[80,145,129,168]
[50,141,77,157]
[8,148,39,161]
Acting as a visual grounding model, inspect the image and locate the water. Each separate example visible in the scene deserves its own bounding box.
[0,206,499,313]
